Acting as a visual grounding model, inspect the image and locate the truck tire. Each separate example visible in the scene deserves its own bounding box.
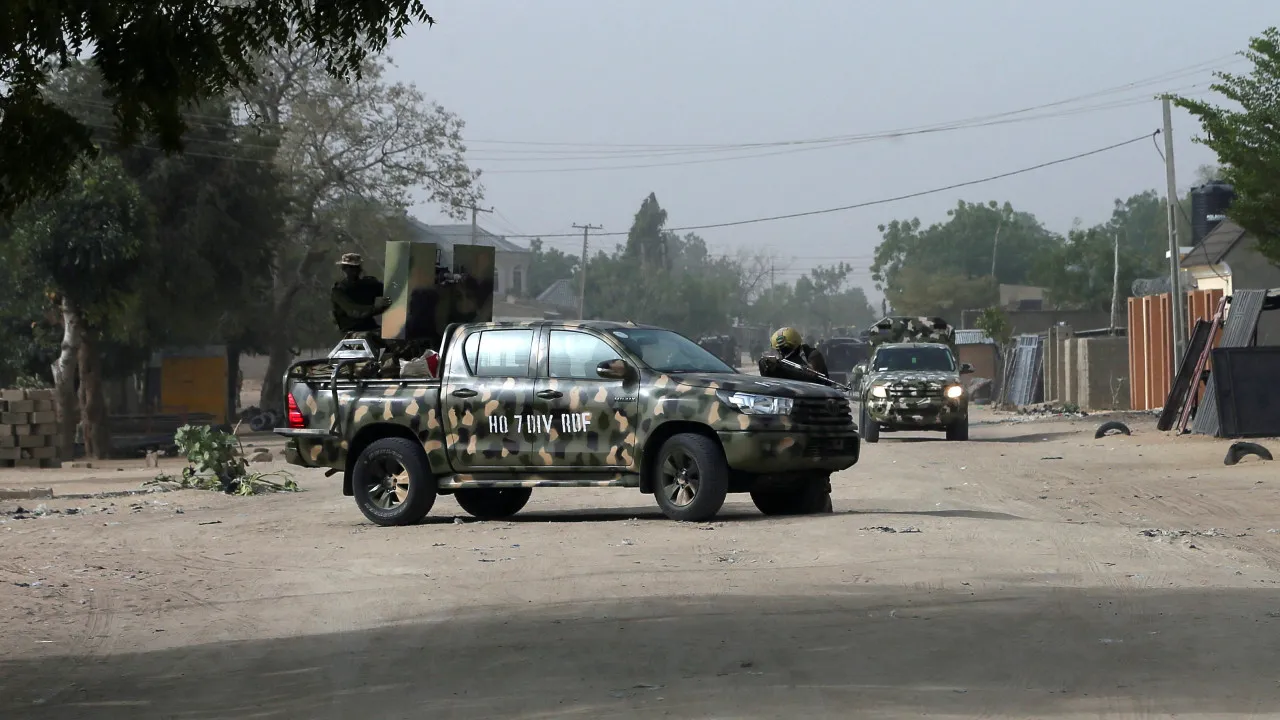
[751,474,833,516]
[351,437,436,526]
[859,404,880,443]
[652,433,729,522]
[946,414,969,441]
[454,487,533,520]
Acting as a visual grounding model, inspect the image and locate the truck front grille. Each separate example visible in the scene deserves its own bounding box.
[791,397,854,427]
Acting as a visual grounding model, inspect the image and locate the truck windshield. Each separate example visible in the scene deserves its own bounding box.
[871,346,955,372]
[608,328,736,373]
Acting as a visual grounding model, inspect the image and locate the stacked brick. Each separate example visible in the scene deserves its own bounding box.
[0,389,61,468]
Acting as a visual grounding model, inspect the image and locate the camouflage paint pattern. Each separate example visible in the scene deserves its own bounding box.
[861,366,967,427]
[380,240,496,346]
[866,316,956,348]
[279,320,860,490]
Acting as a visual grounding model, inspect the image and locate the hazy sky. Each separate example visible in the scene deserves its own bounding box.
[385,1,1270,301]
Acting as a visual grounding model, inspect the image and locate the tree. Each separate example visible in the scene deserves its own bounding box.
[241,44,482,408]
[525,238,579,299]
[0,0,437,217]
[1172,26,1280,266]
[5,155,153,459]
[871,200,1060,318]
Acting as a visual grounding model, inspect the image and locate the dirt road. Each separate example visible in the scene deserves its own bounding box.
[2,410,1279,719]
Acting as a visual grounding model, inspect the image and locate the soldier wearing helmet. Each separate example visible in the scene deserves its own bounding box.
[758,326,829,380]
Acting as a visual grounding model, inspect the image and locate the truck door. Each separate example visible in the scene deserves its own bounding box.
[532,328,638,471]
[441,326,540,471]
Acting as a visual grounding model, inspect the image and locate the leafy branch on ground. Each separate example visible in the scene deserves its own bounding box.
[146,424,300,496]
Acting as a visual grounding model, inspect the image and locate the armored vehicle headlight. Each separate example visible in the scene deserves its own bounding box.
[870,385,888,398]
[945,385,963,398]
[718,391,793,415]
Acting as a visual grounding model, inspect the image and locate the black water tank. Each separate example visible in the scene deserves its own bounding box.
[1190,180,1236,245]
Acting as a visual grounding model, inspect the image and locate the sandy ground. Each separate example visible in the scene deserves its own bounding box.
[2,408,1280,719]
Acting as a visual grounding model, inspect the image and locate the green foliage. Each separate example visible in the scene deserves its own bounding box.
[871,200,1059,317]
[6,154,152,330]
[1032,191,1173,311]
[524,238,579,299]
[974,307,1012,347]
[151,424,299,495]
[1172,27,1280,266]
[0,0,436,216]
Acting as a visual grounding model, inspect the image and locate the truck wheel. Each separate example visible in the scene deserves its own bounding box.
[946,415,969,441]
[751,474,833,516]
[653,433,729,522]
[351,437,436,526]
[454,487,533,520]
[859,404,880,443]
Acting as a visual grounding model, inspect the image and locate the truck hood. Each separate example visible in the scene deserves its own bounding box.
[667,372,845,398]
[866,369,960,389]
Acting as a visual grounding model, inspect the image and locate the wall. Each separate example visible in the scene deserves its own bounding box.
[960,309,1113,335]
[1126,288,1224,411]
[1042,334,1130,410]
[493,251,530,296]
[1223,241,1280,346]
[956,344,999,399]
[1078,336,1130,411]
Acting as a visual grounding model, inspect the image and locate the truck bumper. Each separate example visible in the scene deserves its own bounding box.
[865,398,966,428]
[274,428,343,469]
[717,430,860,474]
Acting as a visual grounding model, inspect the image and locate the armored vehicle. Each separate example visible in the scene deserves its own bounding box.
[815,336,871,386]
[274,241,859,525]
[849,316,974,443]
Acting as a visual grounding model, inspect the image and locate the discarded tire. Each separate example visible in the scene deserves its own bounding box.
[1224,441,1273,466]
[1094,421,1130,439]
[248,414,269,432]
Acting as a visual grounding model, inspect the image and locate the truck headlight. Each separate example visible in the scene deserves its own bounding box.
[718,391,793,415]
[870,385,888,398]
[945,385,963,398]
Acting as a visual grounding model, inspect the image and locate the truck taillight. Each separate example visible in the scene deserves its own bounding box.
[286,393,305,429]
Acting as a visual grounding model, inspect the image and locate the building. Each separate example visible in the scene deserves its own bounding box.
[405,218,531,298]
[536,278,579,316]
[1180,217,1280,345]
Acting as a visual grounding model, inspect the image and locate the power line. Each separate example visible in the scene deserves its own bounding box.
[497,131,1160,239]
[461,54,1240,151]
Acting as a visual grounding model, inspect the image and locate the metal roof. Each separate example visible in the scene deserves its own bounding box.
[405,218,530,254]
[955,329,995,345]
[1181,218,1247,268]
[536,278,578,310]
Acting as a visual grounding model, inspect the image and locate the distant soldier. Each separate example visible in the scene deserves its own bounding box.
[331,252,391,340]
[758,326,829,380]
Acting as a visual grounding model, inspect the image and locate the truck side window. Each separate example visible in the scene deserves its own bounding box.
[548,330,618,379]
[471,329,534,378]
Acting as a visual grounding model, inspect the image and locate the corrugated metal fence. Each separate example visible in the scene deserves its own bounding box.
[1127,288,1224,411]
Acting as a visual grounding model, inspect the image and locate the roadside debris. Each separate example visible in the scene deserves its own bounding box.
[861,525,921,534]
[143,424,299,495]
[1224,441,1272,466]
[1095,420,1131,438]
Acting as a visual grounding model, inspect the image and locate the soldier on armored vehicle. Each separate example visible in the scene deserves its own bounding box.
[849,316,974,443]
[277,241,860,525]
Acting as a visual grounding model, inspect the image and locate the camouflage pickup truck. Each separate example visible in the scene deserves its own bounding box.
[849,316,974,443]
[276,320,861,525]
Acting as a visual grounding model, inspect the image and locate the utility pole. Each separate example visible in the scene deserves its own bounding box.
[1162,97,1187,362]
[1110,230,1121,334]
[467,204,494,246]
[572,223,602,320]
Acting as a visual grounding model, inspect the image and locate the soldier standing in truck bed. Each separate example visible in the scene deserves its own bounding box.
[332,252,391,338]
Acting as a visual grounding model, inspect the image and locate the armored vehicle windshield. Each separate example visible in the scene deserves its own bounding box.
[870,345,957,373]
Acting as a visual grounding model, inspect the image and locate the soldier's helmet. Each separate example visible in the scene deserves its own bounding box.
[770,326,802,352]
[337,252,362,266]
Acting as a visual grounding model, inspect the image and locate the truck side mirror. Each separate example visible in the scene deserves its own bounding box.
[596,359,630,380]
[959,362,975,374]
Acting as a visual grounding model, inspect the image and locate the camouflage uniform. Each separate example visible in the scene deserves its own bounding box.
[759,327,829,381]
[332,252,389,335]
[332,252,393,375]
